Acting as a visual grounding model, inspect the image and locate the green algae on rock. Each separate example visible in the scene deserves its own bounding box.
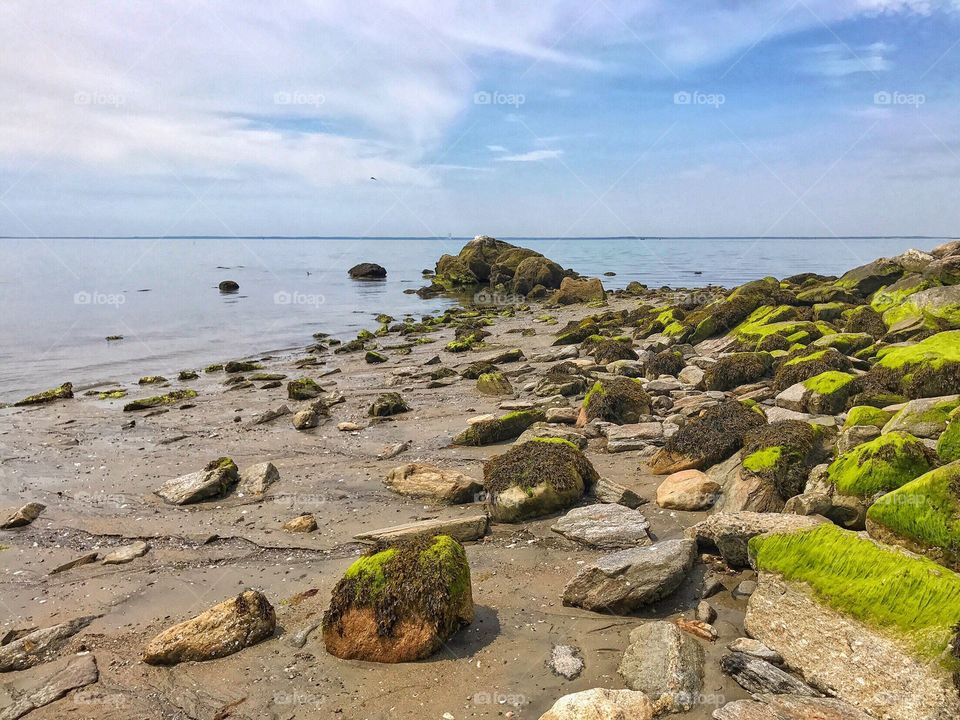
[97,389,128,400]
[224,360,261,373]
[866,461,960,571]
[938,409,960,462]
[323,535,473,663]
[773,347,851,391]
[368,392,410,417]
[483,438,597,522]
[828,431,934,498]
[123,388,197,411]
[741,420,831,501]
[800,370,858,414]
[844,405,894,429]
[579,377,651,425]
[868,330,960,398]
[453,409,545,446]
[137,375,167,385]
[881,395,960,438]
[475,372,513,396]
[287,377,323,400]
[365,350,388,364]
[14,382,74,407]
[703,352,773,391]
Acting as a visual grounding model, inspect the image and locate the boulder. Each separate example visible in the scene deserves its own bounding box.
[218,279,239,292]
[368,392,410,417]
[836,257,904,296]
[551,504,651,549]
[476,372,514,396]
[143,590,276,665]
[561,539,696,613]
[618,621,704,714]
[720,652,820,696]
[154,458,239,505]
[0,502,45,529]
[538,688,654,720]
[348,262,386,279]
[827,431,934,499]
[656,469,720,510]
[515,423,588,450]
[882,284,960,337]
[686,511,826,568]
[483,439,597,522]
[551,277,605,305]
[239,461,279,494]
[589,477,645,508]
[775,371,857,415]
[867,330,960,399]
[122,388,198,411]
[322,536,473,663]
[604,422,664,452]
[453,408,545,446]
[703,352,773,391]
[579,377,652,426]
[292,400,328,429]
[739,420,832,502]
[747,524,960,720]
[383,463,482,504]
[287,377,323,400]
[882,394,960,438]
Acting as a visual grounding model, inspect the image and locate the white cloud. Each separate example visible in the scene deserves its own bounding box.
[802,42,893,77]
[496,149,563,162]
[486,145,509,153]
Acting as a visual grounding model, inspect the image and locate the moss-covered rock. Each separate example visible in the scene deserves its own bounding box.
[138,375,167,385]
[476,372,513,396]
[773,347,851,391]
[483,438,597,521]
[882,395,960,438]
[204,363,223,373]
[649,401,766,474]
[684,280,797,344]
[703,352,773,391]
[322,535,473,662]
[123,389,197,411]
[224,360,261,373]
[551,277,605,305]
[741,420,831,501]
[511,255,565,295]
[433,236,567,296]
[453,409,545,446]
[287,377,323,400]
[844,405,894,429]
[14,382,74,407]
[812,301,850,322]
[97,389,128,400]
[178,370,199,381]
[579,377,651,425]
[938,409,960,462]
[828,431,934,498]
[535,362,591,397]
[810,332,874,355]
[866,461,960,571]
[646,349,684,379]
[368,392,410,417]
[552,322,600,346]
[365,350,388,364]
[867,330,960,399]
[840,304,886,339]
[881,285,960,340]
[835,258,904,296]
[460,360,497,379]
[799,370,858,414]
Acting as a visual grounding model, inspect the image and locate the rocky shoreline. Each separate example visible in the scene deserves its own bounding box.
[2,235,960,719]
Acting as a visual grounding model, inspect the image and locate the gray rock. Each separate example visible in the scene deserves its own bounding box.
[530,346,579,363]
[764,406,838,427]
[546,407,579,424]
[49,552,98,575]
[383,463,481,504]
[678,365,705,388]
[239,461,279,494]
[618,621,704,713]
[608,359,645,377]
[539,688,654,720]
[713,695,874,720]
[720,652,821,696]
[589,477,645,508]
[882,394,960,438]
[836,424,881,454]
[728,637,782,664]
[0,616,96,671]
[249,404,290,425]
[102,540,150,565]
[516,423,588,450]
[0,653,99,720]
[687,512,827,568]
[605,422,664,452]
[562,539,696,613]
[695,600,717,624]
[154,460,239,505]
[551,504,651,549]
[732,580,757,599]
[354,515,488,543]
[646,377,682,393]
[0,502,45,529]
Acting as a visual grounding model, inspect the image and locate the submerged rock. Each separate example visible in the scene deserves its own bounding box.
[322,535,473,663]
[618,621,704,714]
[142,590,276,665]
[483,439,597,522]
[154,457,239,505]
[348,262,387,279]
[561,539,696,613]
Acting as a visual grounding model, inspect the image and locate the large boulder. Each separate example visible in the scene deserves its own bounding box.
[453,408,545,446]
[551,277,606,305]
[738,420,832,502]
[649,401,766,475]
[1,501,45,529]
[775,371,857,415]
[579,377,652,426]
[433,236,567,295]
[538,688,654,720]
[551,504,651,549]
[383,463,482,504]
[827,431,934,499]
[881,284,960,338]
[687,511,827,568]
[368,392,410,417]
[866,330,960,399]
[154,458,239,505]
[322,536,473,662]
[882,394,960,438]
[835,257,904,296]
[483,439,597,522]
[747,524,960,720]
[142,590,276,665]
[348,262,386,279]
[618,621,704,714]
[561,539,696,613]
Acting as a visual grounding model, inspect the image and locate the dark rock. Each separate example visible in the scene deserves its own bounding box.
[348,262,387,279]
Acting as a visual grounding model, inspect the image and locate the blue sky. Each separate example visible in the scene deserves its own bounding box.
[0,1,958,237]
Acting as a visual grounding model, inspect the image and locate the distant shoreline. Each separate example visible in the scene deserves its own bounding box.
[0,235,953,241]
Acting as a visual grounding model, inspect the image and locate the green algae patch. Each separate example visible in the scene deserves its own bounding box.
[773,347,851,392]
[527,436,579,450]
[138,375,167,385]
[582,377,651,425]
[741,420,830,500]
[742,446,782,472]
[938,411,960,462]
[287,377,323,400]
[204,364,223,373]
[98,389,128,400]
[750,523,960,668]
[844,405,894,429]
[14,382,74,407]
[802,370,855,395]
[453,409,545,446]
[123,388,197,411]
[867,461,960,572]
[829,431,934,497]
[811,332,874,355]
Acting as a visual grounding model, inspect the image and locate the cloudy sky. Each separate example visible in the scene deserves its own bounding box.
[0,1,958,237]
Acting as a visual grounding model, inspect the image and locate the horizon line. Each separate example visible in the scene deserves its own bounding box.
[0,234,954,241]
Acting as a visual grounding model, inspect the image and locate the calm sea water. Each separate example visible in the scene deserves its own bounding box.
[0,236,946,401]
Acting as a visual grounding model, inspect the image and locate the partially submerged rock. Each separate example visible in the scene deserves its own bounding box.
[154,457,239,505]
[123,388,197,411]
[143,590,276,665]
[13,382,73,407]
[618,621,704,714]
[383,463,482,504]
[561,539,696,613]
[483,438,597,522]
[348,262,387,279]
[322,535,473,663]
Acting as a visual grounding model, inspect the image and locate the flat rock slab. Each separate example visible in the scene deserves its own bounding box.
[618,621,704,714]
[551,504,651,549]
[49,552,98,575]
[720,652,820,696]
[562,539,696,613]
[0,616,96,672]
[605,423,664,452]
[154,465,237,505]
[589,477,646,508]
[515,424,588,450]
[713,694,874,720]
[354,514,489,543]
[0,653,99,720]
[687,512,827,568]
[102,540,150,565]
[383,463,483,505]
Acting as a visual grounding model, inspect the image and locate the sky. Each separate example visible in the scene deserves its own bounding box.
[0,0,958,238]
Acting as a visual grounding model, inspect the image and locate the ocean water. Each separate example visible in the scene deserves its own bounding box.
[0,236,946,401]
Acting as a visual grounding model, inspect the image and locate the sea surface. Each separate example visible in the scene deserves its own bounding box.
[0,236,948,401]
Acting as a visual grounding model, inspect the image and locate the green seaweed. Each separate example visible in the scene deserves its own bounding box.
[829,431,934,497]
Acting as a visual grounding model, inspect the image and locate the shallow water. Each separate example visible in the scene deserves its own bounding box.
[0,236,945,399]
